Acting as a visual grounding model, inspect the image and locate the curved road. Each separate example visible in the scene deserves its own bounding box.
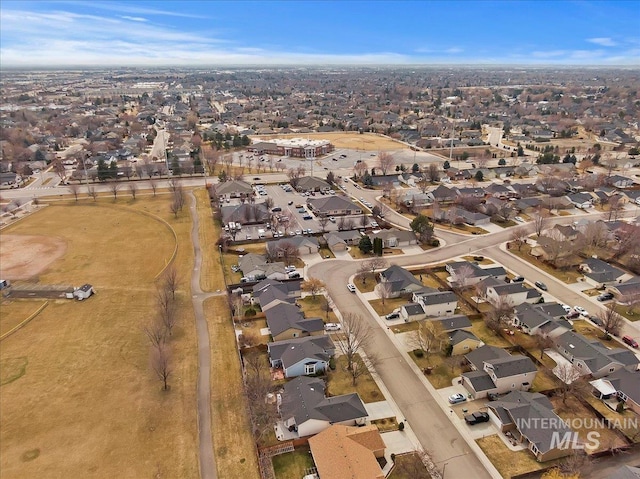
[309,208,639,479]
[188,191,218,479]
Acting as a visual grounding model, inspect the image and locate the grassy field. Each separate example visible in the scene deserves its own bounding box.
[194,189,226,292]
[326,354,384,403]
[477,435,554,478]
[0,198,199,479]
[0,300,48,337]
[204,296,260,478]
[272,446,314,479]
[253,132,408,151]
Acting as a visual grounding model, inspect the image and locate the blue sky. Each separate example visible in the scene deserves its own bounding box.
[1,1,639,66]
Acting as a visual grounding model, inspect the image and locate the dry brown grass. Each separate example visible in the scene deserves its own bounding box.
[195,189,226,292]
[253,132,407,151]
[0,300,47,337]
[409,351,465,389]
[477,435,554,478]
[204,296,260,478]
[369,297,407,316]
[298,296,338,323]
[0,198,199,479]
[326,354,384,403]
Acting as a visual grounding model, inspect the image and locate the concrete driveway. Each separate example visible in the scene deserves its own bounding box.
[365,400,396,421]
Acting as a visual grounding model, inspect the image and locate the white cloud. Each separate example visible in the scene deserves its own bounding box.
[120,15,147,22]
[587,37,617,47]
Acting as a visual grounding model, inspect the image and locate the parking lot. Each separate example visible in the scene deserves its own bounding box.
[227,181,379,242]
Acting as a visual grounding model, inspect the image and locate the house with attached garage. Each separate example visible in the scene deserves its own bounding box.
[253,278,301,311]
[567,192,594,209]
[268,335,335,378]
[368,228,418,248]
[399,302,427,322]
[447,207,491,226]
[377,264,431,299]
[432,314,472,332]
[479,278,542,306]
[266,236,320,257]
[578,258,626,289]
[277,376,368,440]
[461,345,537,399]
[239,254,288,281]
[446,261,507,288]
[553,330,639,378]
[412,290,458,317]
[512,303,572,338]
[487,391,573,462]
[608,276,640,301]
[265,302,325,341]
[606,174,635,189]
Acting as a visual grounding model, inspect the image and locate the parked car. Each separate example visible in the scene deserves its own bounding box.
[512,276,525,283]
[573,306,588,316]
[534,281,548,291]
[329,216,336,223]
[561,304,572,313]
[385,312,400,320]
[448,393,467,404]
[597,292,614,302]
[325,323,342,331]
[288,201,294,205]
[588,315,603,327]
[347,283,356,293]
[622,336,639,348]
[464,411,490,425]
[514,216,524,222]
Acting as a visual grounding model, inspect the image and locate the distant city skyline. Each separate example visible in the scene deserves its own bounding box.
[1,0,639,67]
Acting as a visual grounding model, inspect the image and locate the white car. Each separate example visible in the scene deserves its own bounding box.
[515,216,524,222]
[347,283,356,293]
[324,323,342,331]
[561,304,572,313]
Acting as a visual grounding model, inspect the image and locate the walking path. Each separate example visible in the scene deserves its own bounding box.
[187,191,218,479]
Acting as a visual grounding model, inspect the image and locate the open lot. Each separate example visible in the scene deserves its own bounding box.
[0,198,199,479]
[253,132,407,151]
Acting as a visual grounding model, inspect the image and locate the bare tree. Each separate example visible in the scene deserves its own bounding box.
[51,158,67,182]
[321,298,333,320]
[108,181,121,200]
[337,216,347,231]
[68,183,80,201]
[531,207,549,237]
[427,163,440,183]
[534,335,554,359]
[156,286,177,336]
[378,281,392,306]
[150,342,172,391]
[377,152,395,175]
[553,363,588,406]
[486,295,514,333]
[607,195,623,222]
[162,266,179,300]
[410,320,446,363]
[363,257,388,278]
[558,450,592,477]
[275,240,299,266]
[353,161,366,178]
[598,305,624,337]
[452,263,475,291]
[84,175,100,194]
[318,216,329,233]
[335,312,375,386]
[144,318,167,348]
[301,277,325,301]
[148,177,157,196]
[128,182,138,200]
[243,352,278,441]
[170,197,181,218]
[510,227,530,251]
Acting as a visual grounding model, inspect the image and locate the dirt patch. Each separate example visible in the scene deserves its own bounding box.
[253,132,407,151]
[0,235,67,280]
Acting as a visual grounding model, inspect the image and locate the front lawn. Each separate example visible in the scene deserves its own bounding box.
[388,452,433,479]
[326,354,384,403]
[354,273,378,293]
[298,296,338,323]
[409,351,466,389]
[508,244,582,283]
[369,297,407,316]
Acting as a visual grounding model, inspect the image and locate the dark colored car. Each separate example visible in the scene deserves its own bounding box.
[512,276,525,283]
[597,292,614,302]
[385,312,400,320]
[589,315,603,327]
[464,411,490,425]
[534,281,548,291]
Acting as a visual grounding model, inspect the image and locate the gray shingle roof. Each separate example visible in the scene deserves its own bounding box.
[266,303,324,337]
[433,315,472,332]
[465,345,511,371]
[462,370,496,392]
[268,335,334,369]
[486,355,537,378]
[415,290,458,305]
[403,303,425,315]
[449,329,480,346]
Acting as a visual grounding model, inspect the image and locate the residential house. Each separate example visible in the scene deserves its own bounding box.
[461,347,537,399]
[221,203,270,225]
[377,265,431,299]
[448,207,490,226]
[431,184,458,203]
[266,236,320,257]
[567,192,594,209]
[368,229,418,248]
[484,281,542,307]
[268,335,335,378]
[446,261,507,288]
[606,175,635,189]
[265,303,325,341]
[307,196,362,217]
[308,424,386,479]
[277,377,368,439]
[513,303,572,338]
[253,278,301,310]
[487,391,573,462]
[399,303,427,322]
[608,276,640,301]
[591,368,640,415]
[449,329,483,355]
[432,315,472,332]
[553,330,639,378]
[323,232,348,253]
[412,290,459,317]
[239,254,287,281]
[579,258,626,289]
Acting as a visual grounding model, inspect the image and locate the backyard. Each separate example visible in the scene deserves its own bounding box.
[477,435,556,478]
[272,446,314,479]
[326,354,384,403]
